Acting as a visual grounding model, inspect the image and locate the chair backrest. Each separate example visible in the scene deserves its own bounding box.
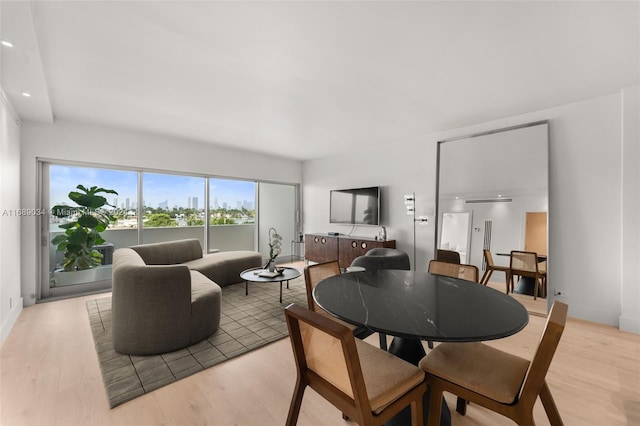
[483,249,496,267]
[510,251,539,275]
[436,249,461,264]
[429,260,479,282]
[519,301,568,403]
[350,248,411,271]
[285,303,369,409]
[304,261,341,311]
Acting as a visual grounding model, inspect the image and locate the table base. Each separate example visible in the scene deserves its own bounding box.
[513,277,545,298]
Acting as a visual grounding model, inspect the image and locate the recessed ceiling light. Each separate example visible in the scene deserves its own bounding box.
[22,92,32,97]
[1,40,13,48]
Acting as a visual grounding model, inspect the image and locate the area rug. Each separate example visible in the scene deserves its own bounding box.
[87,276,307,408]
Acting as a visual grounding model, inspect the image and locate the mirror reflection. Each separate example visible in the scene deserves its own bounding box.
[436,121,549,314]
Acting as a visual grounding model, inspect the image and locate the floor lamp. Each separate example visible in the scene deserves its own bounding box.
[405,193,428,270]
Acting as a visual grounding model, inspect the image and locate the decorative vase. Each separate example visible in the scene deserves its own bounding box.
[268,259,276,272]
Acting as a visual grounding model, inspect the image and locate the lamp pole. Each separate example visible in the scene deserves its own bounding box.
[405,192,428,270]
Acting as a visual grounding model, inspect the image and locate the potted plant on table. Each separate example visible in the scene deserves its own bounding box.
[51,185,118,286]
[266,227,282,272]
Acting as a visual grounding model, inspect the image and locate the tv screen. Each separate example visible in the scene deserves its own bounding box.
[330,186,380,226]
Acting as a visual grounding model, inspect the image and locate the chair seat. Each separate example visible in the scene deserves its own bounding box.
[491,265,511,272]
[356,339,425,414]
[419,342,530,404]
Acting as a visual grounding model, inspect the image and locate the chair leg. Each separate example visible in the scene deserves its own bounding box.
[411,395,424,426]
[533,277,540,300]
[427,384,443,426]
[456,397,468,415]
[480,269,492,285]
[539,380,564,425]
[285,380,306,426]
[506,272,512,294]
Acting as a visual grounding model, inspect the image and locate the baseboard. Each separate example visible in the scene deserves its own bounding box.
[619,314,640,335]
[0,297,23,344]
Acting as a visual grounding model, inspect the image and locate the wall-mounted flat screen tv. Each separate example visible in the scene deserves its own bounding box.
[330,186,380,226]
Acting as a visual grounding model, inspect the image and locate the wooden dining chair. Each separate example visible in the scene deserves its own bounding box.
[428,260,479,282]
[436,249,461,264]
[510,251,547,300]
[303,261,372,340]
[284,303,427,426]
[419,301,568,426]
[480,249,512,293]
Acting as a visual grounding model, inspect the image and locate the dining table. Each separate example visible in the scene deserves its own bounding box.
[497,252,547,296]
[313,269,529,426]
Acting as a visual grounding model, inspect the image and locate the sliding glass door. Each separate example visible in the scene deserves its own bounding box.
[44,163,138,298]
[257,182,299,263]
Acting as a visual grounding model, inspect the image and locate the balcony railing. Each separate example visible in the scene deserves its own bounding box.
[49,224,259,273]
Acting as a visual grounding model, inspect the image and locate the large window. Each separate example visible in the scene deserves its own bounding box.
[41,161,297,300]
[142,172,206,245]
[48,164,139,261]
[208,178,256,251]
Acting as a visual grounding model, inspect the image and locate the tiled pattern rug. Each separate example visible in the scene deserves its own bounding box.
[87,276,307,408]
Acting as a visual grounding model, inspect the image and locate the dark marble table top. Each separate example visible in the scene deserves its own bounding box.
[313,269,529,342]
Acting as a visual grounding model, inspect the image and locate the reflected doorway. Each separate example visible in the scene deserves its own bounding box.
[525,211,547,255]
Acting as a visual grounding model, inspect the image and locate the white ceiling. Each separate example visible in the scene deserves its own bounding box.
[1,1,638,161]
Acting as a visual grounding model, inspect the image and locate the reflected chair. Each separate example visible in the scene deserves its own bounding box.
[304,261,372,340]
[285,304,427,426]
[510,251,547,300]
[428,260,479,283]
[480,249,512,293]
[419,301,568,426]
[435,249,461,264]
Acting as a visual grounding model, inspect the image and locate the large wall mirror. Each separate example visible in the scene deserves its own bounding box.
[435,121,549,313]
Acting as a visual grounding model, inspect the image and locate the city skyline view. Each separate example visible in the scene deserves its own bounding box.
[50,165,256,211]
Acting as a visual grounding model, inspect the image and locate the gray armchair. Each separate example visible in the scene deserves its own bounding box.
[112,248,221,355]
[349,247,411,271]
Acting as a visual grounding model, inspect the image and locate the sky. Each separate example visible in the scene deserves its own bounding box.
[50,165,256,210]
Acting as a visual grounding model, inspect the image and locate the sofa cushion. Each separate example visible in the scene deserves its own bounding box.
[130,238,203,265]
[185,250,263,286]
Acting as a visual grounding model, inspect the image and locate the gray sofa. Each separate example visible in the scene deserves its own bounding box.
[128,239,263,287]
[112,239,262,355]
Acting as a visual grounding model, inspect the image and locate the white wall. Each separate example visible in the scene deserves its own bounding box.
[303,86,640,331]
[19,119,303,306]
[0,90,24,342]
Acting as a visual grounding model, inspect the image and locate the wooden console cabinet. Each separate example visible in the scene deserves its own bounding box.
[304,233,396,269]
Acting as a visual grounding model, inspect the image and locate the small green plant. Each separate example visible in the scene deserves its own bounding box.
[51,185,118,271]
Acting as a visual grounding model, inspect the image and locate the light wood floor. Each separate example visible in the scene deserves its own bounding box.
[1,280,639,425]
